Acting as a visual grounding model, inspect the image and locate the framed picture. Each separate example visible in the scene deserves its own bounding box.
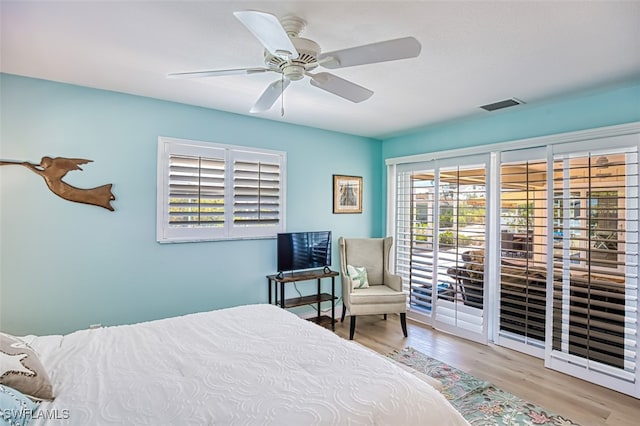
[333,175,362,214]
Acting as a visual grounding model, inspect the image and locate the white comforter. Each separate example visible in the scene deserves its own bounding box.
[27,304,468,425]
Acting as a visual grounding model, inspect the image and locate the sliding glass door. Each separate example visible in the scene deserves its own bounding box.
[547,140,639,395]
[388,126,640,396]
[393,155,489,344]
[495,142,638,393]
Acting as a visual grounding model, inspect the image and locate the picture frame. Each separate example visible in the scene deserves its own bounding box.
[333,175,362,214]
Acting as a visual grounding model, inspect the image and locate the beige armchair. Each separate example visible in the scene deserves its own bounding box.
[339,237,407,340]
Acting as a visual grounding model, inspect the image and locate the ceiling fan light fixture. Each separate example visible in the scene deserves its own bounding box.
[283,64,305,80]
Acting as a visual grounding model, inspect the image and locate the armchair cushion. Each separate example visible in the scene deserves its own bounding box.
[347,265,370,289]
[350,285,407,305]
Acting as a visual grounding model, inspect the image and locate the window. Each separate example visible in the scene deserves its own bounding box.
[157,137,286,243]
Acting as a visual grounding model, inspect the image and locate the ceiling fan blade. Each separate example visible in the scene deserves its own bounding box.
[309,72,373,103]
[234,11,298,59]
[318,36,421,69]
[250,79,291,113]
[167,68,270,79]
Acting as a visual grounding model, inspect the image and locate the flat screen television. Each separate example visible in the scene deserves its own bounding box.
[277,231,332,273]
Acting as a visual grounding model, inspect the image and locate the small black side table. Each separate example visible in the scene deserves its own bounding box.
[266,269,339,331]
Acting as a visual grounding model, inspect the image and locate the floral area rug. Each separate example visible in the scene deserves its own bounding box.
[388,347,581,426]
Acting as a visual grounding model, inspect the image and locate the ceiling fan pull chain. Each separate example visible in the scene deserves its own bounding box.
[281,74,285,116]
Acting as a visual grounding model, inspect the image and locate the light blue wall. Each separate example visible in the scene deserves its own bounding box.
[5,75,637,336]
[380,81,640,225]
[383,81,640,159]
[0,74,382,335]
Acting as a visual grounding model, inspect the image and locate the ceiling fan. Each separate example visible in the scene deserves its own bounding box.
[168,10,422,113]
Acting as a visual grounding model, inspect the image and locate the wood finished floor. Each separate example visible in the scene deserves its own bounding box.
[333,314,640,426]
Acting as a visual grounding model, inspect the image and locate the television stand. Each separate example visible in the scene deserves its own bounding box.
[266,269,339,331]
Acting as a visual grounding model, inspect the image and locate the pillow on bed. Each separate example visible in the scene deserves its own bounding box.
[347,264,369,289]
[0,384,39,425]
[0,332,54,401]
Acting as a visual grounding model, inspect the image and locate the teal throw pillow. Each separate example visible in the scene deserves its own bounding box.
[347,265,369,289]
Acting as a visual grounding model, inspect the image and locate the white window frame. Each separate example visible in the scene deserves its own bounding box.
[157,136,286,243]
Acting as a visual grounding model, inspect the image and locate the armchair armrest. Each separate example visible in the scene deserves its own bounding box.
[385,271,402,292]
[342,275,354,300]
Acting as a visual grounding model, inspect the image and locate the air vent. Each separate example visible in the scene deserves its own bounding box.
[480,98,524,112]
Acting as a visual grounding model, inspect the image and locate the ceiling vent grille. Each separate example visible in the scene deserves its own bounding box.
[480,98,524,112]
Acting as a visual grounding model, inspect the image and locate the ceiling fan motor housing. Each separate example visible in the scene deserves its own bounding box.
[279,14,306,38]
[265,37,320,80]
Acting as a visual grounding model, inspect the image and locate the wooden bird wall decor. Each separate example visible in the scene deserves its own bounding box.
[0,156,116,211]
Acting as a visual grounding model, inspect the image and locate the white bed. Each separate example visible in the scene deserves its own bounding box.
[22,304,468,425]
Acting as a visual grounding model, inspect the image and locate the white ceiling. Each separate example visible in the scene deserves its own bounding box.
[2,1,640,139]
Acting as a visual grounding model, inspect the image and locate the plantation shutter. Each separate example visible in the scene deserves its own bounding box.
[497,149,548,355]
[157,137,286,242]
[433,161,488,344]
[231,150,285,237]
[168,155,225,227]
[549,143,638,390]
[395,165,438,314]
